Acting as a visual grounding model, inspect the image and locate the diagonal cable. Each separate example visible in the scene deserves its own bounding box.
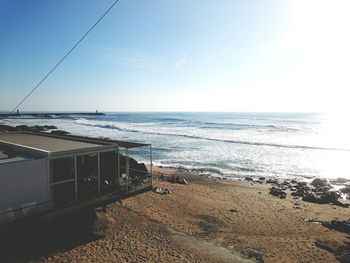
[9,0,120,115]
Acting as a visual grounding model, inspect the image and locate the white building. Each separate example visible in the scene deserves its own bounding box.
[0,132,152,225]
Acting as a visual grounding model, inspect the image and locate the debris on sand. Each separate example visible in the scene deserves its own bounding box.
[153,187,172,195]
[158,173,189,185]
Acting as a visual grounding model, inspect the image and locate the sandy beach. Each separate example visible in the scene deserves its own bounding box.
[0,166,346,263]
[124,167,350,263]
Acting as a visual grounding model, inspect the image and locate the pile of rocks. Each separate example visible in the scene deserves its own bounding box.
[0,124,70,136]
[0,124,58,132]
[340,186,350,199]
[300,179,348,206]
[264,177,349,207]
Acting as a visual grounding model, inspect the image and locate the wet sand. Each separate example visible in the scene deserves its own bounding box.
[1,167,349,262]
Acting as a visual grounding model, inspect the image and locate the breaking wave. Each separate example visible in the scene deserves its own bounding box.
[74,118,350,152]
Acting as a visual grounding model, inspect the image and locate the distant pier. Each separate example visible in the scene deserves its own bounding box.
[0,112,105,119]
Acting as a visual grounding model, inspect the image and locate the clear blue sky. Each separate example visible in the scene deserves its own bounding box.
[1,0,349,112]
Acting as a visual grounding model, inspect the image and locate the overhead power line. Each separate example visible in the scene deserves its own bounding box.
[9,0,120,114]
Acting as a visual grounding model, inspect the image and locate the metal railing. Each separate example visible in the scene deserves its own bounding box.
[119,165,152,194]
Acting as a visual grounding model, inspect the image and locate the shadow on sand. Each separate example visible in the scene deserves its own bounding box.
[0,210,103,263]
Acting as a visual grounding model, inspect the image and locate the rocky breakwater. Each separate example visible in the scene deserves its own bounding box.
[0,124,69,135]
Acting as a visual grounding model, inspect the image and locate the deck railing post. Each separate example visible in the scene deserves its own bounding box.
[125,148,129,193]
[116,148,120,187]
[150,145,153,175]
[97,153,101,195]
[74,156,78,201]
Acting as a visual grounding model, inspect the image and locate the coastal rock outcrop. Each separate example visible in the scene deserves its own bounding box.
[51,130,70,135]
[265,177,349,207]
[0,124,58,132]
[311,178,330,189]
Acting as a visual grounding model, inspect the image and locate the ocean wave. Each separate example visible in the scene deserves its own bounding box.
[158,118,186,123]
[199,122,300,132]
[74,119,350,152]
[232,166,258,173]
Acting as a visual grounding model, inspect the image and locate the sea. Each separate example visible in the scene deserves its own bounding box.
[3,112,350,181]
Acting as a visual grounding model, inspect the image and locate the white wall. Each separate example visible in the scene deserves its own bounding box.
[0,158,50,223]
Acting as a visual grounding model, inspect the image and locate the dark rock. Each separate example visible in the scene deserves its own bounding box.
[0,125,16,132]
[297,181,307,187]
[229,208,238,213]
[276,184,287,190]
[258,177,265,181]
[43,125,57,130]
[282,180,290,186]
[302,191,347,207]
[321,191,341,204]
[332,200,350,208]
[266,178,278,184]
[321,220,350,234]
[291,179,298,184]
[242,249,264,263]
[302,193,319,203]
[119,154,148,178]
[166,175,188,185]
[316,239,350,263]
[311,178,329,188]
[50,130,70,135]
[14,125,31,131]
[330,178,350,185]
[269,187,287,199]
[245,177,253,181]
[315,240,338,253]
[0,124,58,133]
[291,189,307,197]
[340,186,350,194]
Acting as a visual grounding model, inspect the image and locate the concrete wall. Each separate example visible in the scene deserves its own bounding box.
[0,158,50,223]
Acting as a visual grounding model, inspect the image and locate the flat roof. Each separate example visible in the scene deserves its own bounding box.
[49,133,151,149]
[0,133,114,154]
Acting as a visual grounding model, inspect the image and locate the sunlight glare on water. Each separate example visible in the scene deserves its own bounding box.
[308,112,350,179]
